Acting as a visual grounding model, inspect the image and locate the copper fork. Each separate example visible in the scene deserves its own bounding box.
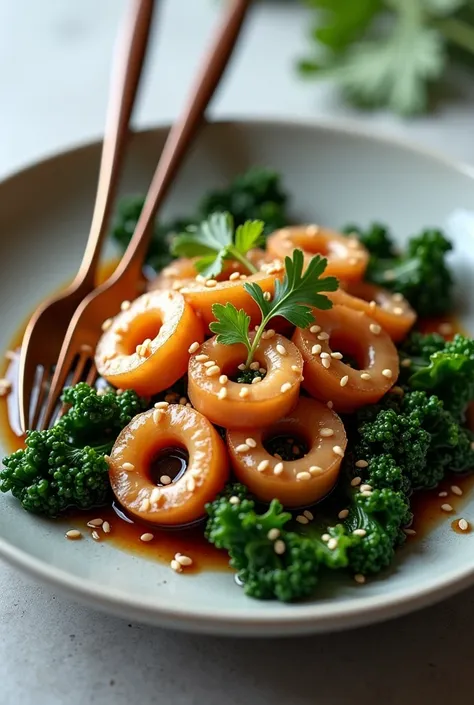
[37,0,251,432]
[18,0,156,432]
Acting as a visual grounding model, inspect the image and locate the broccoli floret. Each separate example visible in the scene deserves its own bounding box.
[0,384,150,517]
[400,331,446,360]
[343,222,397,259]
[450,426,474,473]
[403,333,474,421]
[362,454,411,494]
[344,489,410,575]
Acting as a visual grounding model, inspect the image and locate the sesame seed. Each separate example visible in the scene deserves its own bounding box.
[267,528,280,540]
[161,475,172,485]
[333,445,345,457]
[393,306,404,315]
[91,530,100,541]
[87,518,103,527]
[439,491,448,497]
[451,485,463,496]
[238,363,246,371]
[239,274,247,280]
[203,360,216,368]
[351,476,362,487]
[296,515,309,525]
[259,368,266,375]
[276,344,287,356]
[206,365,221,377]
[101,318,113,331]
[150,487,161,504]
[120,300,131,311]
[360,484,372,493]
[382,369,393,379]
[321,534,330,542]
[239,387,249,399]
[338,375,349,388]
[458,518,470,532]
[370,323,382,335]
[102,521,111,534]
[296,471,311,481]
[354,574,366,584]
[219,374,228,385]
[360,490,373,497]
[170,559,183,572]
[229,496,240,505]
[217,387,227,400]
[369,300,377,311]
[252,376,262,384]
[245,438,257,448]
[338,509,349,519]
[274,462,284,475]
[401,358,412,368]
[320,352,330,359]
[318,332,330,341]
[311,344,322,355]
[327,401,334,409]
[176,554,193,567]
[188,341,200,354]
[309,466,323,475]
[236,444,250,453]
[320,428,334,438]
[322,358,331,369]
[327,538,338,550]
[306,224,320,235]
[274,539,286,555]
[304,510,315,521]
[441,503,453,512]
[355,460,368,468]
[153,409,164,425]
[249,361,259,370]
[280,382,292,393]
[229,271,240,281]
[331,352,343,360]
[257,460,269,472]
[122,462,135,471]
[263,291,272,302]
[353,529,367,537]
[195,354,209,362]
[205,279,217,288]
[310,325,321,334]
[103,455,111,464]
[65,529,82,540]
[262,329,276,339]
[291,365,300,373]
[391,386,404,396]
[404,528,417,536]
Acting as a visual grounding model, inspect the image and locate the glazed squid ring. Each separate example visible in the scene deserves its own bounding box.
[328,281,416,342]
[108,405,229,526]
[95,290,204,396]
[266,225,369,282]
[292,304,400,413]
[187,333,303,429]
[227,397,346,507]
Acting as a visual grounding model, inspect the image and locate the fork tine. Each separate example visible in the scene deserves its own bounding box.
[86,362,98,387]
[18,344,40,432]
[31,367,50,430]
[40,346,79,432]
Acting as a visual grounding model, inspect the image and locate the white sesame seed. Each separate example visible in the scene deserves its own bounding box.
[309,466,323,476]
[333,446,345,458]
[360,484,372,493]
[252,376,262,384]
[217,387,227,400]
[340,375,349,387]
[249,361,259,370]
[441,504,453,512]
[296,515,309,525]
[87,518,103,527]
[262,329,275,339]
[321,534,330,542]
[369,323,382,335]
[238,363,246,371]
[121,462,135,472]
[291,365,300,373]
[150,488,161,505]
[327,401,334,409]
[204,360,216,368]
[120,300,131,311]
[360,490,373,497]
[170,559,183,572]
[229,496,240,505]
[195,354,209,362]
[318,332,330,341]
[276,344,287,356]
[311,344,322,355]
[239,274,247,280]
[404,528,417,536]
[320,428,334,438]
[91,530,100,541]
[369,300,377,311]
[306,225,320,235]
[354,574,366,584]
[393,307,404,315]
[65,530,82,540]
[303,510,315,522]
[338,509,349,519]
[321,357,331,369]
[219,374,228,385]
[353,529,367,537]
[274,462,284,475]
[280,382,292,393]
[205,279,217,288]
[245,438,257,448]
[267,528,280,541]
[176,554,193,566]
[274,539,286,555]
[327,538,338,550]
[153,409,164,425]
[439,491,448,497]
[310,325,321,334]
[236,444,250,453]
[140,533,154,543]
[161,475,172,485]
[401,358,412,368]
[296,471,311,481]
[239,387,249,399]
[458,518,470,532]
[101,318,113,332]
[229,271,240,281]
[102,521,111,534]
[351,476,362,487]
[103,455,111,464]
[451,485,463,496]
[330,352,343,360]
[257,460,269,472]
[259,367,266,375]
[206,365,221,377]
[382,369,393,379]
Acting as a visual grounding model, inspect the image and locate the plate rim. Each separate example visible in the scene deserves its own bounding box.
[1,116,474,636]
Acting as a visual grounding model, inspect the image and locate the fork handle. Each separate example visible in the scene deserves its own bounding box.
[113,0,251,285]
[74,0,156,290]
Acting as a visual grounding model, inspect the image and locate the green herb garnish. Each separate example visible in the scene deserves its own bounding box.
[171,212,264,279]
[209,249,338,367]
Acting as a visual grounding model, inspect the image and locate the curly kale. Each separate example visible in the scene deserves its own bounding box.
[343,222,397,259]
[402,333,474,421]
[111,168,289,272]
[0,384,150,517]
[344,224,453,317]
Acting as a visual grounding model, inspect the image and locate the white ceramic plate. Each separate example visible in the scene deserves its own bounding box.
[1,119,474,637]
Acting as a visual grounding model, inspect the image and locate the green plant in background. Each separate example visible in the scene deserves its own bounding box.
[299,0,474,115]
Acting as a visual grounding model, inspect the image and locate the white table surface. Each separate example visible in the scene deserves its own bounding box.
[1,1,474,703]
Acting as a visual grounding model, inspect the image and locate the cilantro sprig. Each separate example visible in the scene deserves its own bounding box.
[210,249,339,368]
[171,212,264,279]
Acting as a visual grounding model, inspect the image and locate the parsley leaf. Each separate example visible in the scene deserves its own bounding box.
[209,304,251,352]
[171,212,262,278]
